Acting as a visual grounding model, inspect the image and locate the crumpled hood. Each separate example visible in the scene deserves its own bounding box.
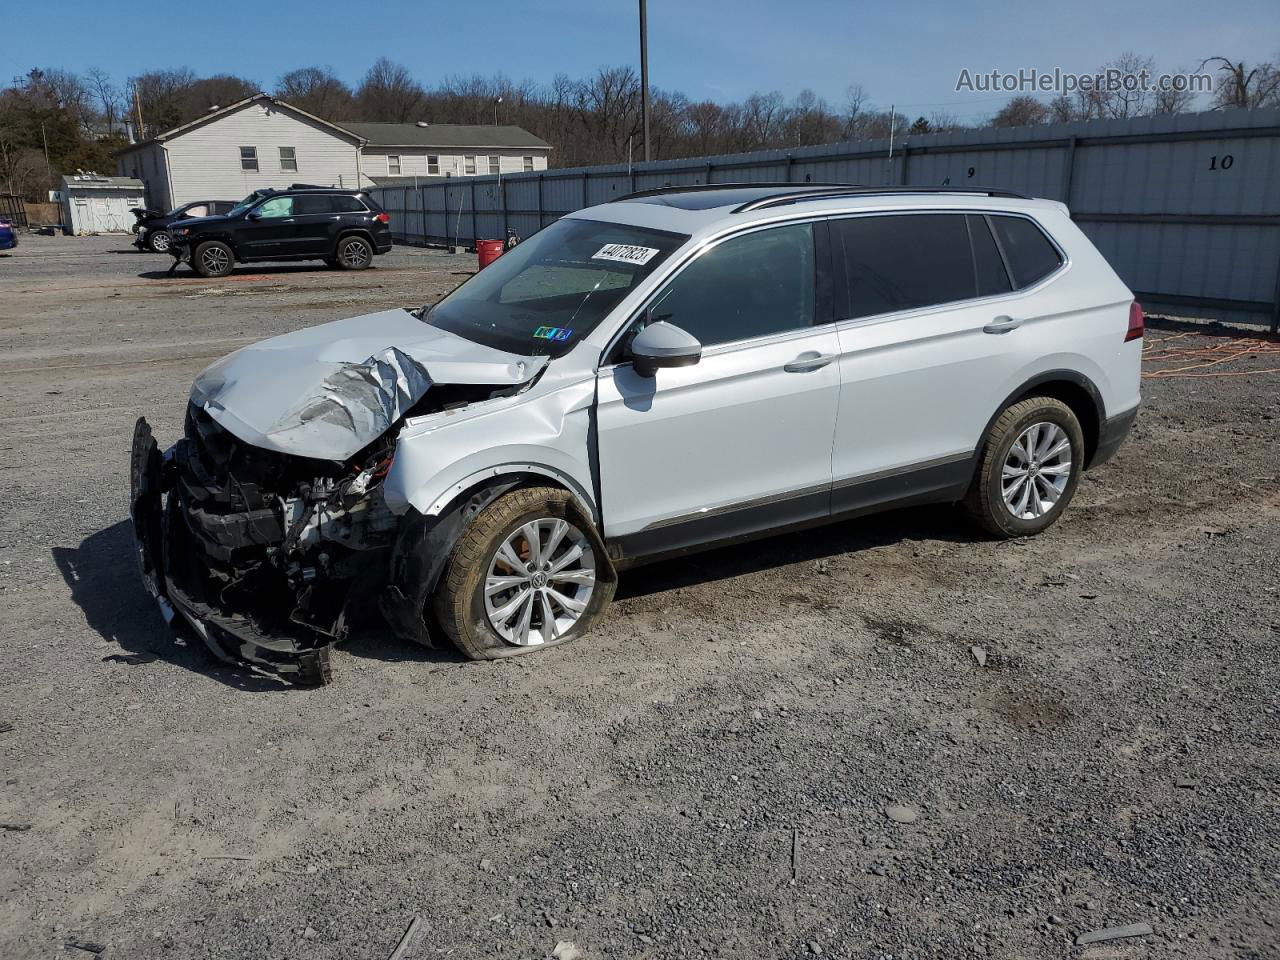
[189,308,545,461]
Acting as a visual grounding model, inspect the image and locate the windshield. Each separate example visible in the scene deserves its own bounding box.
[425,218,688,357]
[226,190,269,218]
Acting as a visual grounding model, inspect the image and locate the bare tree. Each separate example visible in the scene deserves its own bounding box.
[85,67,122,134]
[1200,56,1280,109]
[1153,68,1197,114]
[1098,52,1156,118]
[276,66,354,120]
[356,58,426,123]
[992,95,1050,127]
[1048,95,1077,123]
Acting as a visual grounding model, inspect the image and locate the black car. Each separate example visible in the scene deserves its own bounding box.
[167,187,393,278]
[131,200,237,253]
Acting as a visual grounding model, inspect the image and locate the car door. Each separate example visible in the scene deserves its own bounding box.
[239,194,296,259]
[290,194,340,255]
[596,220,841,556]
[828,211,1064,513]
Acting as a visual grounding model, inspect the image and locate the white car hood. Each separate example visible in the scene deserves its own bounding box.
[189,308,546,461]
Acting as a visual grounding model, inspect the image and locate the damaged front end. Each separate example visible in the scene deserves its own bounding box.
[128,308,548,684]
[131,408,399,685]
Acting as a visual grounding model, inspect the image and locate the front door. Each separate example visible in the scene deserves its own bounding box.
[238,194,297,259]
[596,221,840,557]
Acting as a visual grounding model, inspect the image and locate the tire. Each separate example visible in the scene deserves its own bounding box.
[433,486,614,660]
[191,240,234,278]
[964,396,1084,538]
[146,230,172,253]
[334,235,373,270]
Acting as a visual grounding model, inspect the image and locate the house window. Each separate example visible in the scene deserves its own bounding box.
[279,146,297,172]
[388,155,401,175]
[240,146,258,171]
[488,155,500,175]
[522,155,534,172]
[464,156,476,175]
[427,155,440,175]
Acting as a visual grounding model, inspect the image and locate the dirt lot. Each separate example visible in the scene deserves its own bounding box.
[1,233,1278,960]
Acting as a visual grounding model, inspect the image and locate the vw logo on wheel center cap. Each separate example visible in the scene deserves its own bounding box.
[531,571,549,588]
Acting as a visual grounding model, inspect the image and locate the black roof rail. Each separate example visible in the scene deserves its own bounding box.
[733,185,1029,213]
[617,181,851,201]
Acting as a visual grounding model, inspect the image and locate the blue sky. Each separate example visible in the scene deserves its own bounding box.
[10,0,1278,119]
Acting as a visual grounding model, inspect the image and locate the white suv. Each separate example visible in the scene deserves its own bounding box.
[130,184,1142,683]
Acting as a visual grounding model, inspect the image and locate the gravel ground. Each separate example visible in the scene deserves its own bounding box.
[1,233,1277,960]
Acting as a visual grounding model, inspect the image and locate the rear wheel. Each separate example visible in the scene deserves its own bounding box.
[964,396,1084,538]
[335,235,372,270]
[433,486,614,660]
[192,240,234,278]
[146,230,172,253]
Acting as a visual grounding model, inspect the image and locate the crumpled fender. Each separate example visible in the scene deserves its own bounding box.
[382,375,599,522]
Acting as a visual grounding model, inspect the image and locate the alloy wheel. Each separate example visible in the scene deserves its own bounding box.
[151,232,170,252]
[341,239,370,267]
[1001,421,1073,520]
[200,246,229,274]
[483,517,597,646]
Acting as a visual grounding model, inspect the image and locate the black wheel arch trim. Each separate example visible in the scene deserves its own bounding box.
[980,369,1108,469]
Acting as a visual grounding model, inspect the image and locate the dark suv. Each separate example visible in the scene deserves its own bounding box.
[167,187,392,277]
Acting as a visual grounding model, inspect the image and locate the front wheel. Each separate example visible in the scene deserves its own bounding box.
[433,486,614,660]
[191,240,234,278]
[335,235,373,270]
[146,230,172,253]
[964,396,1084,538]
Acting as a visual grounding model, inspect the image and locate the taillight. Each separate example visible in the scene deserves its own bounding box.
[374,212,390,224]
[1125,301,1144,342]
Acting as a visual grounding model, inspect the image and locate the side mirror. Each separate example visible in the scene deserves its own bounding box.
[630,321,702,378]
[247,210,262,221]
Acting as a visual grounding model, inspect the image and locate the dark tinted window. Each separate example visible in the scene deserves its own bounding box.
[293,194,334,215]
[836,214,973,319]
[968,215,1012,297]
[330,195,368,213]
[644,223,815,348]
[991,215,1063,288]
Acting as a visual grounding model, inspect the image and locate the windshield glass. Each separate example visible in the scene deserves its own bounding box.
[425,218,688,357]
[226,190,268,218]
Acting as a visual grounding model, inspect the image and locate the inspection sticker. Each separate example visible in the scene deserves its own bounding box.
[592,243,660,266]
[533,326,574,341]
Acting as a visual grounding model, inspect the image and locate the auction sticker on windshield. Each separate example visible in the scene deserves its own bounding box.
[592,243,660,266]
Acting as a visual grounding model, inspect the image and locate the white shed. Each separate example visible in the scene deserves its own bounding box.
[61,174,147,234]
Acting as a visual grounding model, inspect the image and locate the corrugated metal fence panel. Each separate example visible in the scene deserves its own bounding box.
[369,108,1280,328]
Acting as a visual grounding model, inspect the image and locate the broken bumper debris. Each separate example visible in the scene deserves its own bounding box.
[129,412,397,685]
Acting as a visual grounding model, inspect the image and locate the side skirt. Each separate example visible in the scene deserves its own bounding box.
[609,453,975,568]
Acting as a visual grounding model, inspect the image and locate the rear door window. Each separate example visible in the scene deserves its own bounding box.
[834,214,974,320]
[990,215,1063,288]
[293,195,335,215]
[644,222,816,348]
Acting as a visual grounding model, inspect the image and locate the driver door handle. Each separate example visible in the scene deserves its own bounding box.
[983,315,1023,334]
[784,351,837,373]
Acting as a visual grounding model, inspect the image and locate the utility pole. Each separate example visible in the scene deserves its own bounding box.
[639,0,651,162]
[134,85,145,141]
[40,122,52,188]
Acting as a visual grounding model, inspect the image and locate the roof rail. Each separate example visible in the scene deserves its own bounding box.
[733,185,1029,213]
[617,181,851,201]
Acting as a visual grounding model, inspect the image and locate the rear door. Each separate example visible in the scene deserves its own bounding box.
[828,212,1065,512]
[290,194,341,255]
[596,220,841,555]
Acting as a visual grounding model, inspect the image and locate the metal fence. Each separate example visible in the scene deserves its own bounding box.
[0,194,28,228]
[369,108,1280,332]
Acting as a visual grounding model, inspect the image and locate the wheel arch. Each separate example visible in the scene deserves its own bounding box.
[334,227,376,255]
[984,369,1105,468]
[380,469,612,648]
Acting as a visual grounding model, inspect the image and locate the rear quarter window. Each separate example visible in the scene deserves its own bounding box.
[330,196,369,213]
[991,215,1064,288]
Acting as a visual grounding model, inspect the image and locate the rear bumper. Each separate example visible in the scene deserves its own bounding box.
[1090,404,1139,469]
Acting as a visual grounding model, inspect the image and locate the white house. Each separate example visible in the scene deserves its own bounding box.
[116,94,552,211]
[342,121,551,183]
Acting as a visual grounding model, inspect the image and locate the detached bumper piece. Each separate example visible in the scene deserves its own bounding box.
[129,411,397,685]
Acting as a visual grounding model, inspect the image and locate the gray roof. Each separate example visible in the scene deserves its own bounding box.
[61,174,146,191]
[342,122,551,150]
